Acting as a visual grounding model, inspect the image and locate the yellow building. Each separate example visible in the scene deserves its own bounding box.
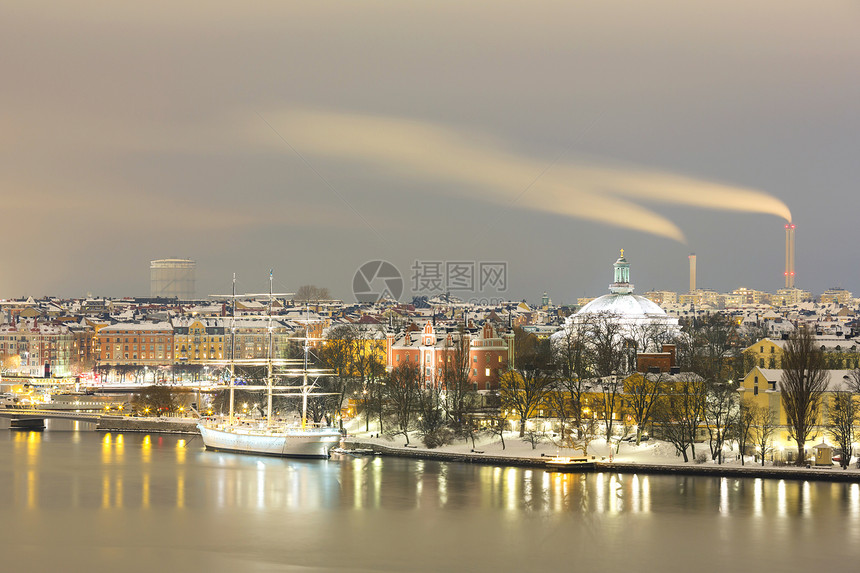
[821,288,853,305]
[744,336,860,372]
[173,318,226,363]
[744,338,785,370]
[644,291,677,305]
[739,366,858,458]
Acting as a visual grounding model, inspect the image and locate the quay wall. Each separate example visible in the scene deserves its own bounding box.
[97,416,199,434]
[345,440,860,482]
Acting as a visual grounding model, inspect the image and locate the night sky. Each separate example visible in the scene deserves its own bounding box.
[2,1,858,303]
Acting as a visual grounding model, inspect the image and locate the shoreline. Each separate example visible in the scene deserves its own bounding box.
[28,415,860,484]
[345,438,860,483]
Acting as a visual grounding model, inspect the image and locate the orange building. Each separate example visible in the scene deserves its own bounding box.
[96,322,174,366]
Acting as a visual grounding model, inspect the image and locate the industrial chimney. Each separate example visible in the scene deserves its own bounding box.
[688,253,696,293]
[784,223,796,288]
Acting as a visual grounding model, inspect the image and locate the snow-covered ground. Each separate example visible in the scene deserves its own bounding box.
[344,421,860,474]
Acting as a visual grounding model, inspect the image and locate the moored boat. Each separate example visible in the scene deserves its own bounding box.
[545,456,597,471]
[198,423,340,458]
[197,272,341,459]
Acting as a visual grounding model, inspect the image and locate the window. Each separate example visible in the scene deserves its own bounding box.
[754,386,758,396]
[473,356,477,363]
[759,358,764,367]
[770,347,774,354]
[485,368,490,377]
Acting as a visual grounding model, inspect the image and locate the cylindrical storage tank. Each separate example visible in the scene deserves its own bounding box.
[150,258,196,299]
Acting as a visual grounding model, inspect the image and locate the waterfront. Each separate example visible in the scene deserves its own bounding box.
[2,422,860,572]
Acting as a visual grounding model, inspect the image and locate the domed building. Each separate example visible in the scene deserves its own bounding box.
[555,251,680,352]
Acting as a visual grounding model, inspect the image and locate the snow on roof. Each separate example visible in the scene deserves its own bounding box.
[99,321,173,332]
[753,367,857,391]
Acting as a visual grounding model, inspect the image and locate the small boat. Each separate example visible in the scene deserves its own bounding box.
[545,456,596,471]
[331,447,376,456]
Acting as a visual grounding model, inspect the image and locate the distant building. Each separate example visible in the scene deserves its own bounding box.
[0,320,74,377]
[644,291,677,306]
[821,288,852,306]
[150,259,196,299]
[772,288,812,306]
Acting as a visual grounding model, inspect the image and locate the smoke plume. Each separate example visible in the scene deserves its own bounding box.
[261,109,792,243]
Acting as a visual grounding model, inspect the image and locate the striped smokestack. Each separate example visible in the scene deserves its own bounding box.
[689,253,696,293]
[785,223,796,288]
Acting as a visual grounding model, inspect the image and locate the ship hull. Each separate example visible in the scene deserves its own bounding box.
[198,424,340,458]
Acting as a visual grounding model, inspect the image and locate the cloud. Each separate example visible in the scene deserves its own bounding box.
[259,109,792,243]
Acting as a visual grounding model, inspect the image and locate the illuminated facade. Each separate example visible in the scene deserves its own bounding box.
[386,321,511,390]
[0,320,74,377]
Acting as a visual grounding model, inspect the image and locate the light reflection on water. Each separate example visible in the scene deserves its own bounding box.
[3,427,860,571]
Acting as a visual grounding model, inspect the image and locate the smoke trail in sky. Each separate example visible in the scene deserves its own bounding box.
[265,109,792,242]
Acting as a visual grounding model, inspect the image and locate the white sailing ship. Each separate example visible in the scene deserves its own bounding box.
[197,273,341,458]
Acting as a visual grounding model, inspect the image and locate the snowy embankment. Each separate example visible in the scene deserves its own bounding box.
[343,426,860,482]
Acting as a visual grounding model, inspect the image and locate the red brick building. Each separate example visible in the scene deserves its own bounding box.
[386,322,512,390]
[636,343,677,374]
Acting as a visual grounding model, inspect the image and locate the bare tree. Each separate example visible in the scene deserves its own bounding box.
[734,397,757,466]
[317,325,358,430]
[626,372,664,445]
[386,363,421,445]
[522,428,544,450]
[598,375,624,446]
[552,318,594,439]
[705,381,737,464]
[294,285,331,303]
[566,412,599,456]
[416,382,446,439]
[546,383,573,444]
[588,312,627,377]
[653,374,706,462]
[752,404,777,466]
[826,392,859,469]
[844,369,860,393]
[350,327,385,432]
[629,321,673,354]
[678,314,742,380]
[132,385,178,415]
[780,327,829,465]
[499,328,555,437]
[441,328,478,432]
[488,408,509,450]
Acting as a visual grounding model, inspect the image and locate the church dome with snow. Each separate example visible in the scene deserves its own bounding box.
[554,250,680,351]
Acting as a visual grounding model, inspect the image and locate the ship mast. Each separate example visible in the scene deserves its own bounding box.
[266,269,274,427]
[229,273,236,425]
[302,302,309,430]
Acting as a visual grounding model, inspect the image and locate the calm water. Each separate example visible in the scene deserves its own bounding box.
[2,421,859,572]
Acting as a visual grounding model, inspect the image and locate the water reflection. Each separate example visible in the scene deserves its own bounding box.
[4,430,860,519]
[5,429,860,571]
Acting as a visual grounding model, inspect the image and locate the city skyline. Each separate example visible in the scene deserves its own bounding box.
[2,1,858,301]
